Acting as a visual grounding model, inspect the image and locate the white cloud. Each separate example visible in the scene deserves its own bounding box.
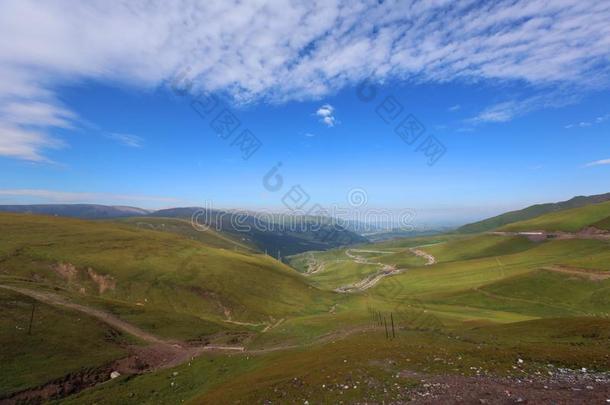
[585,159,610,167]
[566,113,610,129]
[0,189,182,206]
[448,104,461,112]
[2,0,610,159]
[316,104,336,127]
[0,99,75,161]
[467,90,579,125]
[107,132,143,148]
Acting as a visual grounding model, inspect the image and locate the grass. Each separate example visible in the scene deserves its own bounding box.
[0,213,332,340]
[424,234,534,263]
[55,317,610,405]
[3,212,610,402]
[501,200,610,232]
[0,289,131,396]
[117,217,257,252]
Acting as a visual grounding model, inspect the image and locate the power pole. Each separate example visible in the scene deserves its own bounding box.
[28,302,36,335]
[384,316,389,339]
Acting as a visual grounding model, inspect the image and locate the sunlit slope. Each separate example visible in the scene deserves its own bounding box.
[424,234,534,263]
[457,192,610,233]
[117,216,256,252]
[0,213,331,336]
[369,236,610,325]
[286,237,437,291]
[500,200,610,232]
[0,288,132,396]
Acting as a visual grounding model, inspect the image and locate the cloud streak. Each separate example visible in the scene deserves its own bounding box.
[585,159,610,167]
[107,132,144,148]
[0,188,183,206]
[2,0,610,159]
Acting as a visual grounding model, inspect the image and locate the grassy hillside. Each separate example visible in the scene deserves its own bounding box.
[500,200,610,232]
[0,288,132,396]
[117,217,256,252]
[457,192,610,233]
[424,234,534,263]
[0,213,332,338]
[3,212,610,403]
[152,207,368,256]
[0,204,150,219]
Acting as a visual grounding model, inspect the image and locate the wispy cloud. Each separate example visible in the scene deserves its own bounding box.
[0,100,75,161]
[2,0,610,159]
[107,132,144,148]
[565,113,610,129]
[448,104,461,112]
[316,104,336,127]
[0,189,182,206]
[585,158,610,167]
[467,91,579,126]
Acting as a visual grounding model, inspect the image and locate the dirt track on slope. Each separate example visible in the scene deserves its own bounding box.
[0,284,246,403]
[490,228,610,241]
[1,285,166,344]
[409,247,436,265]
[542,265,610,281]
[335,247,437,293]
[0,284,379,403]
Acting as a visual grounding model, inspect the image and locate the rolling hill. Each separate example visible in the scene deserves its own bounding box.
[2,199,610,403]
[0,213,332,331]
[0,205,368,256]
[500,200,610,232]
[151,207,368,256]
[457,192,610,233]
[0,204,150,219]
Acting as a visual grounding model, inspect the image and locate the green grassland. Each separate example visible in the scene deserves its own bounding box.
[286,235,451,291]
[117,216,257,252]
[2,205,610,403]
[0,213,332,339]
[61,318,610,404]
[500,200,610,232]
[424,234,534,263]
[0,288,132,396]
[457,192,610,233]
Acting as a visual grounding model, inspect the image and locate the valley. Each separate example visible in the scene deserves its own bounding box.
[1,196,610,403]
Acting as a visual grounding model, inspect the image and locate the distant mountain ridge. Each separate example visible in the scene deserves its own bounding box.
[457,192,610,233]
[0,204,367,256]
[151,207,368,256]
[0,204,150,219]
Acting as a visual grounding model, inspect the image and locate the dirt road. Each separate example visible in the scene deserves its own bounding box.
[489,228,610,241]
[409,247,436,265]
[335,247,437,293]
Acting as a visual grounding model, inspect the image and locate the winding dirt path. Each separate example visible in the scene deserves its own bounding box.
[409,247,437,265]
[542,265,610,281]
[335,246,437,293]
[1,285,167,345]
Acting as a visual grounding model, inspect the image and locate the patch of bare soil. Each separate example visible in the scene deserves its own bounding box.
[52,262,79,282]
[401,369,610,404]
[86,268,116,294]
[409,248,436,265]
[0,285,251,404]
[1,365,117,405]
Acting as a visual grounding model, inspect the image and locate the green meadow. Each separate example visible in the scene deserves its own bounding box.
[1,199,609,402]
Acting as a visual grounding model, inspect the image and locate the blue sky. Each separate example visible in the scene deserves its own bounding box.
[1,0,609,225]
